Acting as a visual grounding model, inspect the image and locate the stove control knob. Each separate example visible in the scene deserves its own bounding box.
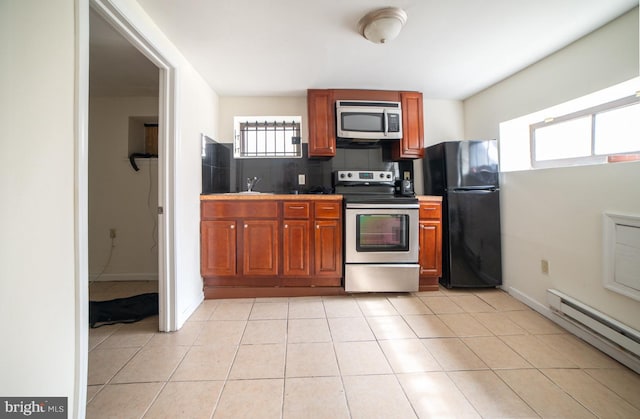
[347,173,352,178]
[339,173,345,179]
[386,173,392,179]
[380,173,384,178]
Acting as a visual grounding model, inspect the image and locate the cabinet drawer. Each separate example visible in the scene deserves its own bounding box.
[202,201,278,219]
[283,201,311,219]
[314,201,341,219]
[419,203,441,220]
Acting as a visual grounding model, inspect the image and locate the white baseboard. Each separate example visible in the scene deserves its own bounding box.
[89,273,159,282]
[506,286,640,374]
[179,292,205,328]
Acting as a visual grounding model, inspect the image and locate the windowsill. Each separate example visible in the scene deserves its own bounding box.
[607,154,640,163]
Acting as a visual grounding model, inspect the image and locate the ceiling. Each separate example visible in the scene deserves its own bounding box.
[91,0,638,99]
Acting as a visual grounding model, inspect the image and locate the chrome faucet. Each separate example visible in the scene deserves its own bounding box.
[247,176,261,192]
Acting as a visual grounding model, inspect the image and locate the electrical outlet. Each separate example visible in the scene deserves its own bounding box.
[541,259,549,275]
[109,228,117,239]
[298,174,306,185]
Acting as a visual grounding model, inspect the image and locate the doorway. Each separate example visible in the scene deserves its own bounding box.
[88,0,177,331]
[88,7,161,318]
[79,0,179,415]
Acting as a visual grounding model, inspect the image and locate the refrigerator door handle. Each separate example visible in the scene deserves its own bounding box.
[449,187,498,193]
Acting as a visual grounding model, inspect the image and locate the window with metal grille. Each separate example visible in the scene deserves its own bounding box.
[233,116,302,158]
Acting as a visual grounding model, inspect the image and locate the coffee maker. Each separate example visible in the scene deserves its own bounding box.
[395,178,415,196]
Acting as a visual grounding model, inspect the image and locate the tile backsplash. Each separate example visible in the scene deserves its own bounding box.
[202,141,413,194]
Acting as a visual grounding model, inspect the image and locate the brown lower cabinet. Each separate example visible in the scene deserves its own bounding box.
[282,219,311,277]
[201,220,238,277]
[418,198,443,291]
[313,200,343,277]
[201,197,343,297]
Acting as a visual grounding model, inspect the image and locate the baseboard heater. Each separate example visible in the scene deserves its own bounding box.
[547,289,640,364]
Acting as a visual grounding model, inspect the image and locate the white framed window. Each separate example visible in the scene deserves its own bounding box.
[499,77,640,172]
[233,116,302,158]
[530,95,640,168]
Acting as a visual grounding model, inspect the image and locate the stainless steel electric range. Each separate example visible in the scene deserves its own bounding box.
[334,170,420,292]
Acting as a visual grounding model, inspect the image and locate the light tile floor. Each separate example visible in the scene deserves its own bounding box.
[87,281,640,418]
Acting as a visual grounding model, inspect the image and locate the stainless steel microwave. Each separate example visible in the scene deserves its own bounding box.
[336,100,403,140]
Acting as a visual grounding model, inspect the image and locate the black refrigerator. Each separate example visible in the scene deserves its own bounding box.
[423,140,502,288]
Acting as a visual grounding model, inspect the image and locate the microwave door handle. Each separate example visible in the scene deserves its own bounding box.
[383,109,388,136]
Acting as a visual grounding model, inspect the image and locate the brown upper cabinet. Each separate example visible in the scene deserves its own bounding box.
[307,89,335,157]
[307,88,424,159]
[392,92,425,159]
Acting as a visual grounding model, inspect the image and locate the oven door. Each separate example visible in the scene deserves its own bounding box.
[345,204,419,263]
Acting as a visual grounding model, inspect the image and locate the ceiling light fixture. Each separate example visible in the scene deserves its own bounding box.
[358,7,407,44]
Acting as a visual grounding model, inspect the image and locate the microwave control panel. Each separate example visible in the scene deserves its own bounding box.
[387,113,400,133]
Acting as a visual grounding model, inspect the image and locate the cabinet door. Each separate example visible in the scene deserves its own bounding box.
[392,91,424,160]
[283,219,311,277]
[242,220,279,276]
[201,221,237,277]
[419,220,442,277]
[307,89,336,157]
[314,219,342,278]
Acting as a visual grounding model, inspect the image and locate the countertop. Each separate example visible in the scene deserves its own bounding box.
[200,193,344,201]
[417,195,443,202]
[201,194,442,201]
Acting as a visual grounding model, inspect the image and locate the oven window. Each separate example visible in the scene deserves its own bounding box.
[356,214,409,252]
[341,112,384,133]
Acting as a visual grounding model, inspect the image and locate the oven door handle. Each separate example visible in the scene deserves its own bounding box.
[345,203,419,209]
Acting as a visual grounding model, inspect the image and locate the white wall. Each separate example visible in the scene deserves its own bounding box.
[413,99,465,195]
[89,96,159,280]
[423,99,466,147]
[463,8,640,330]
[218,96,308,143]
[0,0,220,412]
[0,0,78,409]
[105,0,219,328]
[110,0,220,327]
[174,63,219,325]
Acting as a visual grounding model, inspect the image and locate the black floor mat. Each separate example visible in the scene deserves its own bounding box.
[89,292,158,328]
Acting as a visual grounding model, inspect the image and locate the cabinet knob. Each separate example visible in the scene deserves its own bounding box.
[230,224,235,229]
[284,224,288,228]
[244,224,248,228]
[316,224,320,229]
